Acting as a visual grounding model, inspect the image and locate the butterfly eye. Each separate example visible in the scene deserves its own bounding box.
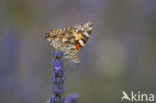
[44,33,50,39]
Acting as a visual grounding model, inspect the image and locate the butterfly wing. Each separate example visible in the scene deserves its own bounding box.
[45,22,93,63]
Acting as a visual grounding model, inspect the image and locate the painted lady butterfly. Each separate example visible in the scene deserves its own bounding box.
[45,22,93,63]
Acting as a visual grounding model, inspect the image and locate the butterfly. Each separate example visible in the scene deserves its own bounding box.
[45,21,93,63]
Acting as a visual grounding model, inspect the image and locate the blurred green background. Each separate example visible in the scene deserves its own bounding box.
[0,0,156,103]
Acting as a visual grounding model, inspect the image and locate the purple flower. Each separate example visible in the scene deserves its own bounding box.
[47,51,79,103]
[47,51,65,103]
[54,62,62,70]
[64,94,79,103]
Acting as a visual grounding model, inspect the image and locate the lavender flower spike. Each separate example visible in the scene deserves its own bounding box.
[47,51,65,103]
